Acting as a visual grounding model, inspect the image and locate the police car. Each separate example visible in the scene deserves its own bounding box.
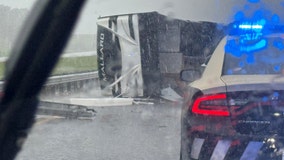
[180,20,284,160]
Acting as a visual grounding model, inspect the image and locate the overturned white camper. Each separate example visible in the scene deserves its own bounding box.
[97,12,224,98]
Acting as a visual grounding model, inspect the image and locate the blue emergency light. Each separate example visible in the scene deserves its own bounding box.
[226,20,271,54]
[232,19,266,32]
[229,19,284,36]
[238,24,263,29]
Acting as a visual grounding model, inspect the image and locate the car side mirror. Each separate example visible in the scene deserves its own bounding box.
[180,69,201,82]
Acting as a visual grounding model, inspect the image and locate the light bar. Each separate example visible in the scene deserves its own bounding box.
[239,24,263,29]
[232,19,266,32]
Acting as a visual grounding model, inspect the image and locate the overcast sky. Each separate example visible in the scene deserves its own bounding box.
[0,0,284,34]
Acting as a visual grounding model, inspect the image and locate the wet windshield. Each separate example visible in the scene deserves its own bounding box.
[0,0,284,160]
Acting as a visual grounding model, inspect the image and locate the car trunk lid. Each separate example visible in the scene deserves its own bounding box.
[221,75,284,136]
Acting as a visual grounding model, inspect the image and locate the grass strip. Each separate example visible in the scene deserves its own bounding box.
[0,55,98,80]
[52,55,98,75]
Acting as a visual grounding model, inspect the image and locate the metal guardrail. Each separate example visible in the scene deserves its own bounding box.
[45,71,98,86]
[0,71,99,90]
[0,72,99,118]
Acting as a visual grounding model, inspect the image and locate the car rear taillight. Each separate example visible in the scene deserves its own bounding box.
[192,93,230,116]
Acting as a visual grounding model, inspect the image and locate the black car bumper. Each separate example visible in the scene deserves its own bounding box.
[185,131,284,160]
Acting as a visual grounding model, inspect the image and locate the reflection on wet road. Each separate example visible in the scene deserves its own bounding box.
[16,102,181,160]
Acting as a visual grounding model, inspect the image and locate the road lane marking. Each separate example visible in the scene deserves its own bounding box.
[35,116,62,126]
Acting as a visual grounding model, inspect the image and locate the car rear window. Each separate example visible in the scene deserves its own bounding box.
[223,36,284,75]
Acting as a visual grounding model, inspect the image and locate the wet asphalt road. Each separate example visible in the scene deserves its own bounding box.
[16,102,181,160]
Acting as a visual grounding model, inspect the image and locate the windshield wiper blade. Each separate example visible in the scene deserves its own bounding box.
[0,1,86,159]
